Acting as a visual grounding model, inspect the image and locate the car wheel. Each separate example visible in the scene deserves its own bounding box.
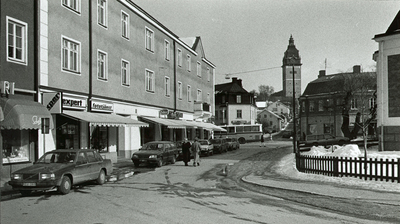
[238,138,246,144]
[338,140,345,146]
[134,162,140,167]
[157,158,163,167]
[96,169,106,185]
[58,176,71,195]
[313,142,319,147]
[20,190,32,197]
[171,155,176,164]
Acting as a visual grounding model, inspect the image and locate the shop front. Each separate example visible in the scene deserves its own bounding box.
[1,97,53,187]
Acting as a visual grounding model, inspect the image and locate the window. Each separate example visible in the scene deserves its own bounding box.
[178,82,182,99]
[164,40,170,60]
[145,27,154,52]
[177,49,182,67]
[62,0,80,13]
[97,50,107,80]
[309,101,315,112]
[164,77,170,97]
[350,99,357,110]
[62,37,80,73]
[369,97,376,109]
[302,101,305,112]
[121,11,129,39]
[237,110,242,119]
[187,55,191,71]
[121,60,130,86]
[207,68,211,82]
[97,0,107,27]
[7,17,27,65]
[187,85,191,102]
[197,61,201,77]
[236,95,241,103]
[197,89,202,102]
[318,100,324,111]
[145,69,155,92]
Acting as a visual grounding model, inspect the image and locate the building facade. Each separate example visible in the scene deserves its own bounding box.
[374,10,400,151]
[214,78,257,125]
[257,109,283,133]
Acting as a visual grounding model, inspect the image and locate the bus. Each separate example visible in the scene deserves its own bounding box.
[214,124,263,144]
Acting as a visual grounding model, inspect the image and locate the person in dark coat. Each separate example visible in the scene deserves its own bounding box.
[181,138,192,166]
[260,134,265,147]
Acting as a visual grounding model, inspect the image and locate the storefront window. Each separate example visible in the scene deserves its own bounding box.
[56,115,80,149]
[2,130,30,164]
[91,126,108,152]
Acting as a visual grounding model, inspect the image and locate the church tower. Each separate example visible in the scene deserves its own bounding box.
[282,35,301,98]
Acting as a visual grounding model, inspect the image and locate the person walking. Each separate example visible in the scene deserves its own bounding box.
[191,137,201,167]
[181,138,192,166]
[260,134,265,147]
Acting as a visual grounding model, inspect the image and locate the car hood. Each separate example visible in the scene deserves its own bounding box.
[133,150,162,156]
[13,163,74,174]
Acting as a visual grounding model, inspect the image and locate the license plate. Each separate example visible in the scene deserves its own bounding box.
[22,183,36,187]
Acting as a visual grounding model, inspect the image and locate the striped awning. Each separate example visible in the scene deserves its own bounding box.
[63,110,148,127]
[141,117,196,129]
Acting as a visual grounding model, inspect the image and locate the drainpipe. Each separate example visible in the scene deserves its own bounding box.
[88,0,93,149]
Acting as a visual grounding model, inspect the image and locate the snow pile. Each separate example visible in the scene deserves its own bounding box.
[302,144,362,158]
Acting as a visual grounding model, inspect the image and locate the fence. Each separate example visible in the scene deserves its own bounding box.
[296,154,400,183]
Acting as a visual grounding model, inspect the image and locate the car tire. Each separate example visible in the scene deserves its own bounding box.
[20,190,32,197]
[58,176,71,195]
[171,155,176,164]
[96,169,106,185]
[134,162,140,167]
[157,158,163,167]
[313,142,319,147]
[238,138,246,144]
[338,140,345,146]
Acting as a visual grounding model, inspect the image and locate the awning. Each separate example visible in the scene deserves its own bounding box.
[0,98,53,130]
[63,110,148,127]
[192,122,227,132]
[141,117,196,129]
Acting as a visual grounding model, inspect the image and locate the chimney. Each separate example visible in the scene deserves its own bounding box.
[318,70,326,78]
[353,65,361,74]
[232,77,243,87]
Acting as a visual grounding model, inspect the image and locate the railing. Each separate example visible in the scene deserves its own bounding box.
[296,154,400,183]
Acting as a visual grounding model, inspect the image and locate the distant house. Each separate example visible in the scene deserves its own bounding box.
[299,66,377,140]
[374,10,400,151]
[215,78,257,125]
[257,109,284,132]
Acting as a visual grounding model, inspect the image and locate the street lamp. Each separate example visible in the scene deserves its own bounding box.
[289,57,297,154]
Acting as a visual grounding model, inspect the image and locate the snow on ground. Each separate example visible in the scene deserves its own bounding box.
[276,144,400,192]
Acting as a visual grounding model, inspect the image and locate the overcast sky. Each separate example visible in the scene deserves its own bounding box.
[133,0,399,94]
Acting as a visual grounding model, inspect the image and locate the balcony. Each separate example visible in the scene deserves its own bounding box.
[194,101,212,118]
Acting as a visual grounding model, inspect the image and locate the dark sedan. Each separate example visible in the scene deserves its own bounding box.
[210,138,228,154]
[131,141,179,167]
[8,149,113,196]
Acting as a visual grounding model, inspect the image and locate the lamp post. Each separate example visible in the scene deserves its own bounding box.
[290,57,297,154]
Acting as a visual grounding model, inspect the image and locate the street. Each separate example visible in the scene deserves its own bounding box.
[1,142,397,224]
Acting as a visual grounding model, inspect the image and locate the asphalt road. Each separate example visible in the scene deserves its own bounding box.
[1,142,396,224]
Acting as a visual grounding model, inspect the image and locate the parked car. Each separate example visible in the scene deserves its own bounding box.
[131,141,179,167]
[198,140,214,157]
[281,130,293,138]
[225,137,240,150]
[298,134,350,147]
[8,149,113,196]
[210,138,228,154]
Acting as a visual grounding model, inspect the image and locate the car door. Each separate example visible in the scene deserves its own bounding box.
[164,144,172,161]
[73,152,90,184]
[86,151,102,180]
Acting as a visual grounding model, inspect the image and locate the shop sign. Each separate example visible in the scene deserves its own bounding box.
[91,100,113,112]
[62,96,86,110]
[0,80,15,95]
[159,109,169,116]
[43,92,62,113]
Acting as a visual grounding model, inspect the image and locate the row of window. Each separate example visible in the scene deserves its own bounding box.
[301,98,376,113]
[216,110,243,119]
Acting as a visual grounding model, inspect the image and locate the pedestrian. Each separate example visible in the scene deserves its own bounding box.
[191,137,201,167]
[269,131,273,141]
[181,138,192,166]
[260,134,265,147]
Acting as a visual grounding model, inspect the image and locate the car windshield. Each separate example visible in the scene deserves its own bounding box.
[142,143,163,151]
[36,152,76,164]
[199,141,208,145]
[210,139,220,144]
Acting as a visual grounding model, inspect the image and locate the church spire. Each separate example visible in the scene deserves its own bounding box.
[283,35,301,66]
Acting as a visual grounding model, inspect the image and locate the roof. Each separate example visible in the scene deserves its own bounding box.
[215,82,249,94]
[374,10,400,39]
[258,109,283,119]
[302,71,376,96]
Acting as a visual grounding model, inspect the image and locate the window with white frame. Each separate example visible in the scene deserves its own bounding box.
[236,95,241,103]
[145,69,155,92]
[197,61,201,77]
[164,77,170,97]
[164,40,170,60]
[207,67,211,82]
[145,27,154,52]
[7,17,27,65]
[62,37,80,73]
[97,50,107,80]
[62,0,80,13]
[237,110,242,119]
[178,82,183,99]
[187,55,191,71]
[197,89,202,102]
[177,49,182,67]
[369,97,376,109]
[121,11,129,39]
[97,0,107,27]
[187,85,191,102]
[121,60,130,86]
[350,98,357,110]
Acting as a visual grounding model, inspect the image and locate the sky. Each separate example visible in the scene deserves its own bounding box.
[133,0,400,95]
